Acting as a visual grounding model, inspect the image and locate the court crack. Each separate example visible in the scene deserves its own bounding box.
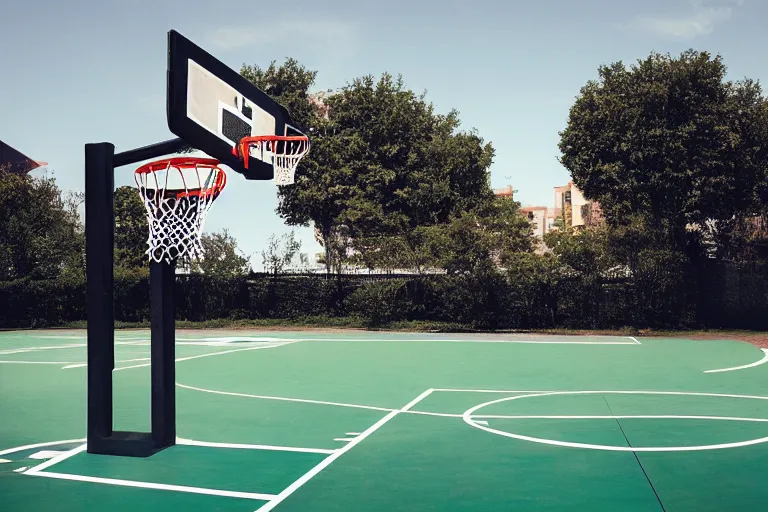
[602,395,666,512]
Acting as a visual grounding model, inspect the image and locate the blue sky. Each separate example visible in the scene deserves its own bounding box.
[1,0,766,269]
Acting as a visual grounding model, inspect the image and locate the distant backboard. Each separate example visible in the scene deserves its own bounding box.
[167,30,305,180]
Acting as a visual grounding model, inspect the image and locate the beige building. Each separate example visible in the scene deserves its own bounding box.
[494,181,601,244]
[554,181,601,230]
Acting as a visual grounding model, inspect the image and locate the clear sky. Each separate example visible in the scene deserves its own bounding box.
[1,0,765,268]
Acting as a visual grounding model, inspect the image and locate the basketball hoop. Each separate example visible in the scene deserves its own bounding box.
[232,135,309,185]
[134,157,226,263]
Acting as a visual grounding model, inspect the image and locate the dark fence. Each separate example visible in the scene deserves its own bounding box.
[1,261,766,330]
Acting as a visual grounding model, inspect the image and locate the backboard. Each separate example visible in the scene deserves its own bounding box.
[167,30,306,180]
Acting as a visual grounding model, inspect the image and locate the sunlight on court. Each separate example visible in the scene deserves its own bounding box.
[2,329,768,511]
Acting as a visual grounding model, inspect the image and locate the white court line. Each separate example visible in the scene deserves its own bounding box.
[0,438,86,458]
[405,410,463,418]
[28,471,276,501]
[462,390,768,452]
[255,389,434,512]
[0,348,36,355]
[24,444,87,474]
[0,360,85,365]
[705,349,768,373]
[333,438,354,442]
[176,438,335,455]
[437,388,768,401]
[472,414,768,422]
[296,337,637,345]
[434,388,550,393]
[629,336,641,345]
[177,383,394,412]
[114,341,298,371]
[61,357,152,370]
[0,340,146,355]
[345,432,361,436]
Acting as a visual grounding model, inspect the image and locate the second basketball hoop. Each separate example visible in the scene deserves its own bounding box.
[232,134,310,185]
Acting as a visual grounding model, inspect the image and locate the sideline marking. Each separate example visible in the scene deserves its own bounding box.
[114,341,298,371]
[345,432,361,436]
[177,383,394,412]
[297,337,638,345]
[0,458,11,463]
[629,336,641,345]
[462,390,768,452]
[474,414,768,422]
[176,438,335,455]
[254,389,435,512]
[705,349,768,374]
[333,438,354,442]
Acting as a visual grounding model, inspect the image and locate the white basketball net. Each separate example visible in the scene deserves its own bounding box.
[239,136,310,186]
[134,159,226,264]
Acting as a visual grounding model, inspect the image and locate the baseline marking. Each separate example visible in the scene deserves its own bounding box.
[254,389,435,512]
[705,349,768,374]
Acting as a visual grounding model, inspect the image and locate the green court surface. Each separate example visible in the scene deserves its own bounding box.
[2,329,768,511]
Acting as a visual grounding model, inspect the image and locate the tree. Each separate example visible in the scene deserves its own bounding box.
[240,58,319,130]
[273,72,496,274]
[0,168,84,280]
[435,196,534,274]
[192,229,250,276]
[544,227,614,277]
[261,232,302,279]
[114,186,148,269]
[559,50,768,254]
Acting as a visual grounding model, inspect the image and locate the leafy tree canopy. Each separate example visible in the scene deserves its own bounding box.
[192,229,251,276]
[114,186,148,269]
[559,50,768,248]
[261,232,302,279]
[0,169,83,280]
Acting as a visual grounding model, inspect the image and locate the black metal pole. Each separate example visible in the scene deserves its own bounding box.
[150,259,176,448]
[85,142,115,453]
[113,137,188,168]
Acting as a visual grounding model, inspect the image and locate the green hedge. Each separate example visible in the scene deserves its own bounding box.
[1,262,767,330]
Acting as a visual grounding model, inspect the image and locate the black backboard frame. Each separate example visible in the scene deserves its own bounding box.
[167,29,294,180]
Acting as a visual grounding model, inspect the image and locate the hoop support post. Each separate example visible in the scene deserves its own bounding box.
[85,138,188,458]
[85,142,115,449]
